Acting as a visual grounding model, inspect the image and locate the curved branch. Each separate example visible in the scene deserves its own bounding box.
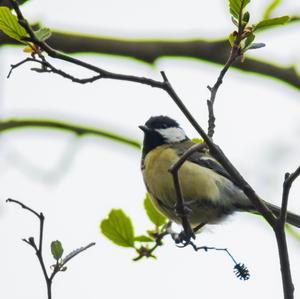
[1,31,300,90]
[0,118,140,149]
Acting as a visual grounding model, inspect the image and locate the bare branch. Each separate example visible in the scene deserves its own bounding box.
[7,198,50,297]
[8,57,103,83]
[206,24,244,138]
[6,198,41,219]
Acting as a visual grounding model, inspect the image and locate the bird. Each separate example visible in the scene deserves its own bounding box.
[139,115,300,229]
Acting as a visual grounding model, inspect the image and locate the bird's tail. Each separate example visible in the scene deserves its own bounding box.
[264,202,300,228]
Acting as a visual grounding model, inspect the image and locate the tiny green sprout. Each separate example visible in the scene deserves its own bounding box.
[51,240,64,261]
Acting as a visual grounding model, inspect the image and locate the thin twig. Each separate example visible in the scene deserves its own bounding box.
[206,47,240,138]
[133,222,172,261]
[8,57,103,83]
[6,198,41,218]
[7,198,51,298]
[206,19,245,138]
[168,142,207,239]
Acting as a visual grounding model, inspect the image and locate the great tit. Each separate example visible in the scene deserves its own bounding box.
[139,115,300,228]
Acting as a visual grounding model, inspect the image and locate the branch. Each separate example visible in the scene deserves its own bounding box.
[273,166,300,299]
[168,143,207,240]
[6,198,51,298]
[6,198,40,218]
[206,20,245,138]
[7,57,103,83]
[0,118,140,149]
[2,30,300,89]
[7,198,96,299]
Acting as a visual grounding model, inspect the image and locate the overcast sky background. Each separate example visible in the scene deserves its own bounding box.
[1,1,300,298]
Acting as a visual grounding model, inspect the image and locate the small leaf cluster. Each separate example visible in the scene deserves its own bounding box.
[100,193,168,260]
[228,0,289,54]
[0,6,51,54]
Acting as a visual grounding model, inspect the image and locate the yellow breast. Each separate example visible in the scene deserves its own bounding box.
[142,145,221,224]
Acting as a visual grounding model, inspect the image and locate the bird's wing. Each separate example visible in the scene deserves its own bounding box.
[171,141,235,183]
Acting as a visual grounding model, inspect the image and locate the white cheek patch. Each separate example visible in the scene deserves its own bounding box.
[156,127,187,143]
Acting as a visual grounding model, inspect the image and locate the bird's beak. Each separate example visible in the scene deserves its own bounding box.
[139,125,150,133]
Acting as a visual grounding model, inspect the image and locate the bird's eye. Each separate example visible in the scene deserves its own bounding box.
[161,123,167,128]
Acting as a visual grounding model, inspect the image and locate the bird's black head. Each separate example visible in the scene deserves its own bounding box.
[139,115,188,157]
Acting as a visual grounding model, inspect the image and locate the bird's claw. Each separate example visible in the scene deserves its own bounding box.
[172,230,193,247]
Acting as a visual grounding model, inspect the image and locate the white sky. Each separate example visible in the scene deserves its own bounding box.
[0,1,300,299]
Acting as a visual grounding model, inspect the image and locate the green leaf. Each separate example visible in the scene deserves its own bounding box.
[254,16,289,31]
[34,27,51,41]
[51,240,64,261]
[134,235,154,242]
[228,0,250,20]
[144,193,167,227]
[243,33,255,50]
[0,7,27,42]
[263,0,282,20]
[100,209,135,247]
